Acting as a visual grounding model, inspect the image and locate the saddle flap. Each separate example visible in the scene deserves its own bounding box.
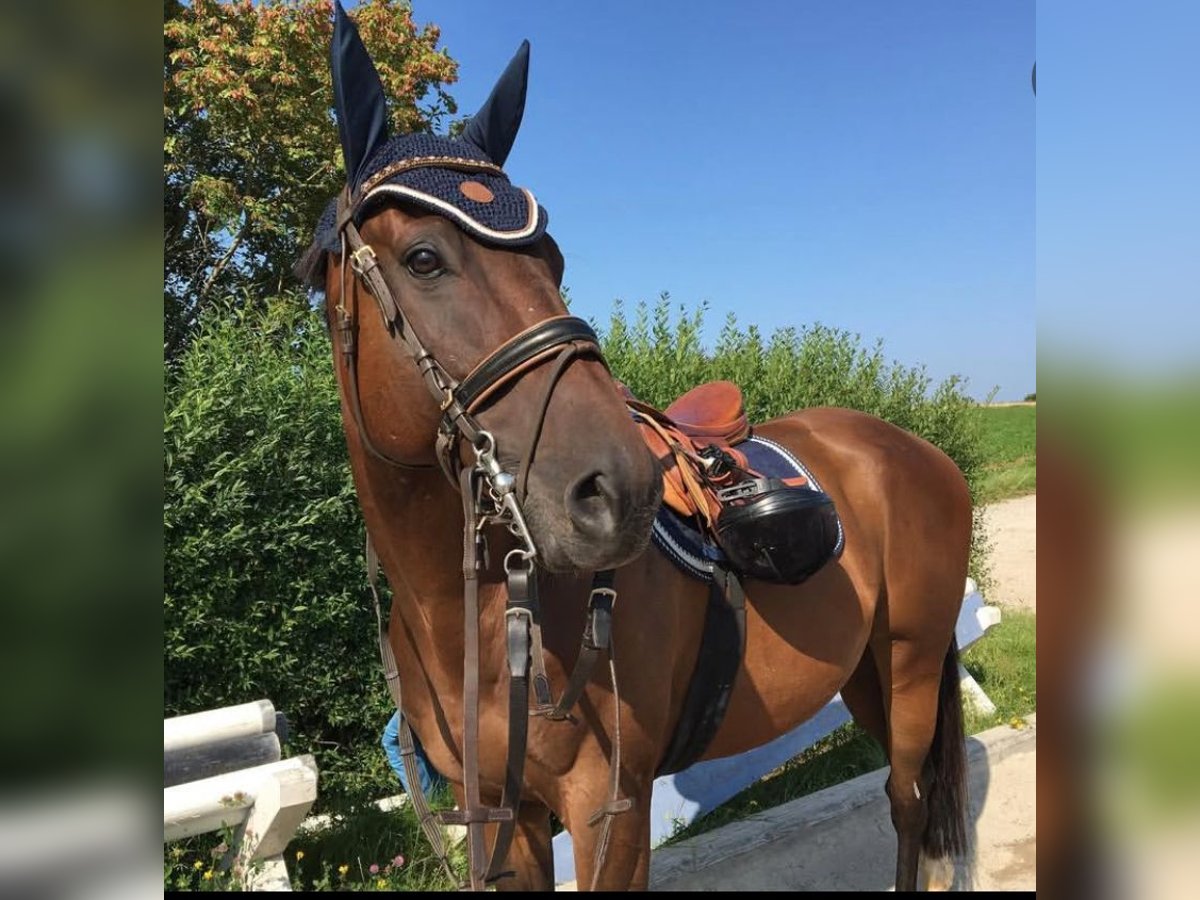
[633,414,720,522]
[664,381,750,445]
[620,381,752,525]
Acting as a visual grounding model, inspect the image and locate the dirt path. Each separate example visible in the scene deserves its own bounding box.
[981,493,1036,611]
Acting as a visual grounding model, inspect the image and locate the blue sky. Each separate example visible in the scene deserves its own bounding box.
[1037,0,1200,380]
[404,1,1034,400]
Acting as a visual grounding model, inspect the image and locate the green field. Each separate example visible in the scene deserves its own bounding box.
[975,403,1036,503]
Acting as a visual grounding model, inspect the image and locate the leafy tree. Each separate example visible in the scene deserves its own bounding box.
[164,0,458,357]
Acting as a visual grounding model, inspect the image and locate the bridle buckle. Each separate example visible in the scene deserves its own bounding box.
[350,243,378,275]
[504,606,534,626]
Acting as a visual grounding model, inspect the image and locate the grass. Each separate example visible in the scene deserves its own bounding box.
[974,404,1036,504]
[665,607,1037,845]
[164,789,465,892]
[286,801,465,892]
[960,607,1038,734]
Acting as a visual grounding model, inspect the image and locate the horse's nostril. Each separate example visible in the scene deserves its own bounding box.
[575,473,604,502]
[565,470,619,537]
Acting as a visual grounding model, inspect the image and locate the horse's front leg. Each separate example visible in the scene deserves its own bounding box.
[490,798,555,892]
[563,783,652,891]
[446,786,555,891]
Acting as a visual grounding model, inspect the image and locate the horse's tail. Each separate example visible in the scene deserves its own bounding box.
[922,635,969,859]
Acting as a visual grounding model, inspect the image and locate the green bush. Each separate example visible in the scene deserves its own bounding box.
[599,295,986,516]
[164,293,987,810]
[165,295,395,809]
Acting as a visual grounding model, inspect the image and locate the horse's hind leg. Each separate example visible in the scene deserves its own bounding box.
[862,629,967,892]
[840,641,890,751]
[841,636,931,889]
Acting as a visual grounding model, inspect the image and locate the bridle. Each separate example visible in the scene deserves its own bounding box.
[333,175,632,890]
[334,182,603,524]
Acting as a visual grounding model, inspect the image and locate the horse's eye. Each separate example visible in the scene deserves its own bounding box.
[406,247,442,277]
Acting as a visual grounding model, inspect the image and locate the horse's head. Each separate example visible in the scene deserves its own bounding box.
[299,5,661,573]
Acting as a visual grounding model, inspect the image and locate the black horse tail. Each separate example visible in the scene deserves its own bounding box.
[922,635,969,859]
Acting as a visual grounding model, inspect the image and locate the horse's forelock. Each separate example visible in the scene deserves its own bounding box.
[294,237,331,292]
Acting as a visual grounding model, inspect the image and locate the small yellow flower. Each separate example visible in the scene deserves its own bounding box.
[295,850,304,861]
[193,860,204,870]
[377,878,387,889]
[203,870,214,881]
[338,864,350,877]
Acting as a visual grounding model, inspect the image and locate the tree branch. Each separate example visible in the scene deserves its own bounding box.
[195,213,249,309]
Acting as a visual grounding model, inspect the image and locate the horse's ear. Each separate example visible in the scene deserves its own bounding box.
[331,2,389,189]
[461,40,530,167]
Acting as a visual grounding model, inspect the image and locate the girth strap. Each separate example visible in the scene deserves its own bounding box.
[656,565,747,777]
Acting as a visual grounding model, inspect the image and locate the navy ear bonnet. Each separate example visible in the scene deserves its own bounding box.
[312,133,548,255]
[318,4,546,255]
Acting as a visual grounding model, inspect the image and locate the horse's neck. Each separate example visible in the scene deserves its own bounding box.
[366,469,503,687]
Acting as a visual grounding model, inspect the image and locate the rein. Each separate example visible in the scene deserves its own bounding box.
[336,183,631,890]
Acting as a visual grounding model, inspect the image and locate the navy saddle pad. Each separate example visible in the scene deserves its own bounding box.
[650,434,845,582]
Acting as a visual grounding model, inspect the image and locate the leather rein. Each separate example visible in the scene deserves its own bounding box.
[334,184,630,890]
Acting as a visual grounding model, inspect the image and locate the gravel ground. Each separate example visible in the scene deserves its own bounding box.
[981,494,1036,611]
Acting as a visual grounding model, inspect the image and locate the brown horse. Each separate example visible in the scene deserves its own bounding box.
[300,8,971,891]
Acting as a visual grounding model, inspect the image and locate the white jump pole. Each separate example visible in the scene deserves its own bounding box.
[164,700,276,754]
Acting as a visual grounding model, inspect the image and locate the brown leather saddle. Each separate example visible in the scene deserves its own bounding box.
[623,380,806,529]
[621,379,841,587]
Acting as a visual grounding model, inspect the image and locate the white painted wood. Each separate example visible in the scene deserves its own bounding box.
[957,583,1001,651]
[976,604,1003,631]
[164,700,276,753]
[298,792,466,847]
[233,755,318,863]
[241,854,293,892]
[958,664,998,715]
[163,756,314,843]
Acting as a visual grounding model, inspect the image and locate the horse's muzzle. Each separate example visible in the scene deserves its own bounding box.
[526,447,661,573]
